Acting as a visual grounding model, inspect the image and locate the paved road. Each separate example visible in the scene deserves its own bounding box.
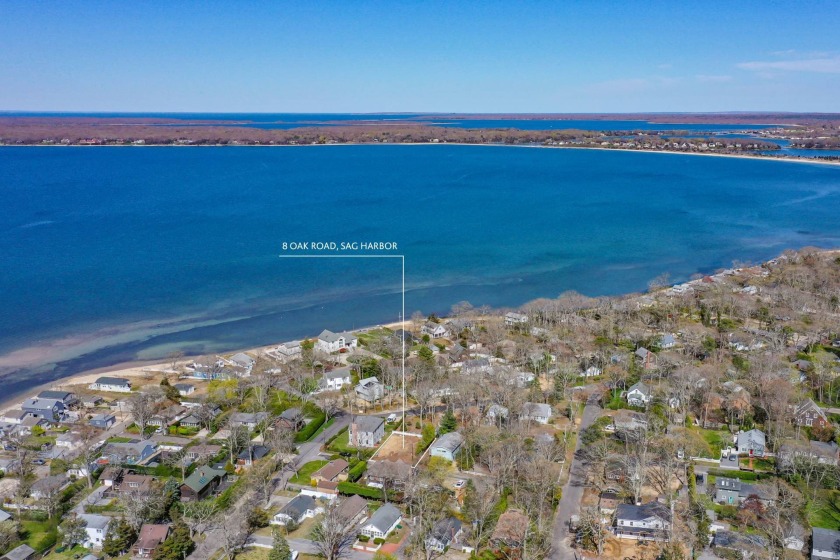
[549,394,601,560]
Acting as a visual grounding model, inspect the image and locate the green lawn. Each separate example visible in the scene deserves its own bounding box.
[808,490,840,530]
[739,456,775,472]
[43,545,91,559]
[306,417,335,442]
[327,428,360,454]
[697,428,730,458]
[290,460,328,485]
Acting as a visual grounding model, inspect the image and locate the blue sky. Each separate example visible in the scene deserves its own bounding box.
[1,1,839,113]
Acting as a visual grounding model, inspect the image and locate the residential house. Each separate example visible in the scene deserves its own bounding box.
[778,440,840,467]
[355,377,384,403]
[185,444,222,463]
[349,415,385,448]
[237,445,270,467]
[229,352,255,372]
[520,402,552,424]
[322,367,352,391]
[626,381,652,407]
[82,396,103,408]
[360,503,401,539]
[660,334,677,349]
[274,340,302,360]
[582,366,602,378]
[315,330,358,354]
[0,510,10,523]
[713,531,767,558]
[486,404,509,424]
[812,527,840,560]
[99,467,124,487]
[504,312,529,326]
[88,377,132,393]
[174,384,195,396]
[180,466,227,502]
[230,412,269,430]
[335,495,368,525]
[491,510,530,549]
[1,410,27,425]
[714,477,775,506]
[794,399,830,428]
[179,405,220,429]
[313,459,349,483]
[421,322,449,339]
[462,358,492,375]
[366,459,412,490]
[149,404,186,428]
[18,416,48,436]
[119,473,155,495]
[0,459,19,475]
[277,407,305,430]
[613,501,672,541]
[55,432,82,450]
[392,329,419,345]
[599,491,620,514]
[736,429,766,458]
[431,432,464,462]
[634,348,657,370]
[89,413,116,429]
[99,441,157,465]
[22,398,65,422]
[1,544,35,560]
[78,514,111,549]
[30,475,68,499]
[271,494,323,526]
[133,524,170,558]
[37,390,77,406]
[425,517,463,553]
[612,410,648,433]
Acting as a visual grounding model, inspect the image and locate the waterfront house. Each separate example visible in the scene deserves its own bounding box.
[229,352,255,371]
[272,494,323,526]
[626,382,651,407]
[425,517,463,553]
[430,432,464,462]
[22,398,65,422]
[355,377,385,403]
[613,501,671,541]
[37,390,77,406]
[180,466,227,502]
[133,524,169,558]
[1,410,27,425]
[349,415,385,448]
[360,503,401,539]
[274,340,302,360]
[78,513,111,549]
[392,329,419,345]
[316,330,358,353]
[736,429,766,457]
[89,412,116,429]
[88,376,132,392]
[504,312,529,326]
[421,322,449,339]
[520,402,552,424]
[812,527,840,560]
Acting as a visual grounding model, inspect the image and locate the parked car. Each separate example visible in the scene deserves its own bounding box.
[32,459,46,465]
[453,479,466,489]
[386,413,398,423]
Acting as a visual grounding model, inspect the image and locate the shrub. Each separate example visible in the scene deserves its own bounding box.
[295,411,326,442]
[348,461,368,483]
[373,537,385,545]
[358,535,370,543]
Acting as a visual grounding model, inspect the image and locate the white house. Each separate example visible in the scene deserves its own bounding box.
[626,382,651,407]
[504,312,529,326]
[78,514,111,548]
[229,353,255,373]
[614,502,671,541]
[520,402,552,424]
[486,404,509,424]
[582,366,602,378]
[88,376,132,393]
[360,503,401,539]
[421,322,449,339]
[315,330,358,354]
[322,367,352,391]
[275,340,302,360]
[55,432,82,450]
[659,334,677,349]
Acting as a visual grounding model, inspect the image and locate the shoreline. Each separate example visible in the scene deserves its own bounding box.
[3,142,839,166]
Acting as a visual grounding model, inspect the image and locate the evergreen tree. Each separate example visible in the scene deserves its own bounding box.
[268,527,292,560]
[59,514,87,548]
[152,523,194,560]
[103,517,137,557]
[439,409,457,434]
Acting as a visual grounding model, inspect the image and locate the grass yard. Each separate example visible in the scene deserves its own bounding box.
[696,428,730,458]
[290,460,328,485]
[739,456,775,472]
[327,428,360,454]
[43,545,91,559]
[807,490,840,530]
[234,548,270,560]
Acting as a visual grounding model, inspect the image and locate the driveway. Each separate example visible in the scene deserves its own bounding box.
[549,394,601,560]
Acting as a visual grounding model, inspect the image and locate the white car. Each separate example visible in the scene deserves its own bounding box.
[386,413,398,423]
[453,479,466,489]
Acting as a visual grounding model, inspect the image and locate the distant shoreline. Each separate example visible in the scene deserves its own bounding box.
[3,141,840,167]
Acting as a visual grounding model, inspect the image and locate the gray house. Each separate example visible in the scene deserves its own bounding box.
[736,429,766,457]
[614,502,671,541]
[812,527,840,560]
[520,402,552,424]
[90,413,116,429]
[355,377,385,403]
[360,503,401,539]
[425,517,463,552]
[715,477,775,506]
[272,494,322,526]
[37,390,77,406]
[22,398,65,422]
[430,432,463,462]
[349,415,385,448]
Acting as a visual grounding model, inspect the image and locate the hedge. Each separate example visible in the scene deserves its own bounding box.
[326,426,348,447]
[707,469,764,481]
[348,461,368,483]
[337,482,385,500]
[295,411,326,442]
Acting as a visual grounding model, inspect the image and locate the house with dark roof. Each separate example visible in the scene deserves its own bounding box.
[355,377,384,403]
[634,348,657,370]
[180,466,227,502]
[335,495,368,525]
[349,415,385,448]
[37,390,77,406]
[277,407,304,430]
[88,377,132,393]
[812,527,840,560]
[99,441,157,465]
[89,412,116,429]
[230,411,269,430]
[713,477,774,507]
[366,459,412,489]
[626,381,651,407]
[430,432,464,462]
[360,503,401,539]
[794,398,830,428]
[22,398,65,422]
[613,501,671,541]
[237,445,270,467]
[425,517,463,552]
[1,544,35,560]
[713,531,767,558]
[271,494,323,526]
[133,524,169,558]
[778,440,840,467]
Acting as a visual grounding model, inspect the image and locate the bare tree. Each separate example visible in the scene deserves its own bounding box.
[181,500,218,538]
[128,390,161,440]
[310,499,358,560]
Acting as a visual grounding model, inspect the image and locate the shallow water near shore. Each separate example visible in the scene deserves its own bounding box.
[2,144,840,399]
